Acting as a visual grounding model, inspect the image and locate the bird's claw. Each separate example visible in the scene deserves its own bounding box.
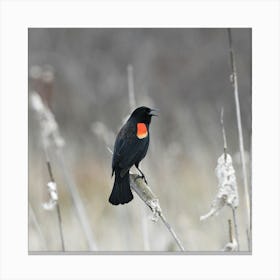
[135,174,148,185]
[141,175,148,185]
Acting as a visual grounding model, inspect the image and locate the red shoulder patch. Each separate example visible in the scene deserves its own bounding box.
[137,123,148,139]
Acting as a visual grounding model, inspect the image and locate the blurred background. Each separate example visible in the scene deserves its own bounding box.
[28,28,251,252]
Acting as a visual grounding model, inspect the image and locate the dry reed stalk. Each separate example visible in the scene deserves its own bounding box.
[227,29,251,250]
[223,219,238,251]
[30,66,98,250]
[200,108,240,251]
[45,157,65,251]
[30,87,97,251]
[130,174,185,251]
[221,108,240,250]
[30,90,65,251]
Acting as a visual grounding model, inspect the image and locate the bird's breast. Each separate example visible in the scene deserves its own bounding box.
[136,123,148,139]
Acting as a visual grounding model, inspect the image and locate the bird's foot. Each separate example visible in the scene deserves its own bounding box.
[135,174,148,185]
[141,174,148,185]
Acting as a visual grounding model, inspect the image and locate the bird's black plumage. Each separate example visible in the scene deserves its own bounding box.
[109,106,158,205]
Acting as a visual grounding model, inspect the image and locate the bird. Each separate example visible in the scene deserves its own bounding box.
[109,106,158,205]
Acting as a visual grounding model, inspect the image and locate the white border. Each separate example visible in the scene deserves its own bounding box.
[1,0,279,279]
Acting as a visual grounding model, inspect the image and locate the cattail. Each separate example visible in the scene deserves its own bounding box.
[200,153,239,221]
[31,90,97,251]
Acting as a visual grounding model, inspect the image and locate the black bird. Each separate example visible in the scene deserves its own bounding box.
[109,106,158,205]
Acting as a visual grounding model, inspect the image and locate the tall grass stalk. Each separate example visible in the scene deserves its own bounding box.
[223,219,238,251]
[200,109,240,251]
[221,108,240,250]
[45,149,65,251]
[227,29,251,249]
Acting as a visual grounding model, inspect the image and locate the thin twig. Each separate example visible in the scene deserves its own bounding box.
[228,219,233,243]
[227,28,251,249]
[45,153,65,251]
[220,107,227,161]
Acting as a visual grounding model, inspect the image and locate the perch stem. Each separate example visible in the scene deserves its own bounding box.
[130,174,185,251]
[159,213,185,251]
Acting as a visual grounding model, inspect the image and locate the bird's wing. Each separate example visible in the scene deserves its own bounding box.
[112,121,149,173]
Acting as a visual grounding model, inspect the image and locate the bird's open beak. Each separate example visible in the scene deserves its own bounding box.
[149,108,160,117]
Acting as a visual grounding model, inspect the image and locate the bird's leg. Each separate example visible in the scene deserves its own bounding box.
[136,166,148,185]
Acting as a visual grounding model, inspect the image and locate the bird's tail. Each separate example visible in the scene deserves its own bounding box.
[109,169,133,205]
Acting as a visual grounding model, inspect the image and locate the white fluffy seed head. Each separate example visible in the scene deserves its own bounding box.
[200,153,239,221]
[42,181,58,211]
[30,92,44,112]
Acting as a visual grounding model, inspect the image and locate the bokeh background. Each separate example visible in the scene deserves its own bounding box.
[28,28,251,252]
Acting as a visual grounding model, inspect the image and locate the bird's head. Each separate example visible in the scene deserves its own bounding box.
[129,106,159,125]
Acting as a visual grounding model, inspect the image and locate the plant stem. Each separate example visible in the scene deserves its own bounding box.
[228,219,233,243]
[221,107,240,251]
[45,153,65,251]
[232,208,240,251]
[227,28,251,249]
[130,174,185,251]
[56,203,65,251]
[159,213,185,251]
